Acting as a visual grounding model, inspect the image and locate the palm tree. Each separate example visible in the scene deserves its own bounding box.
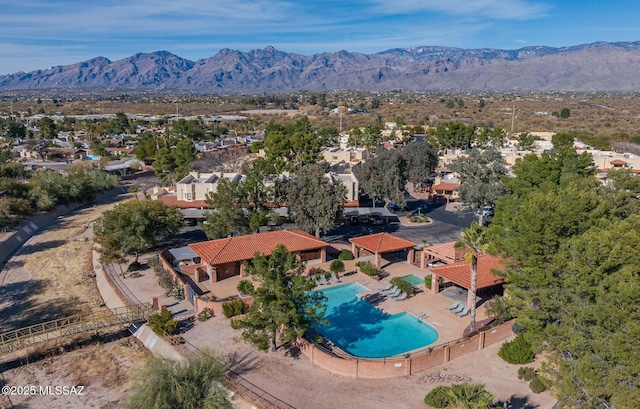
[456,222,488,333]
[447,382,495,409]
[126,353,232,409]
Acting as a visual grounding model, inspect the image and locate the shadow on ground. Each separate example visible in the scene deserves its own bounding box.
[17,239,67,256]
[496,394,539,409]
[226,350,262,375]
[0,279,87,333]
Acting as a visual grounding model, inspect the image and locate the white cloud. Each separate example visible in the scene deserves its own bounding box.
[368,0,550,19]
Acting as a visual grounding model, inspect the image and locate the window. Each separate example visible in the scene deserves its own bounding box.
[186,193,192,200]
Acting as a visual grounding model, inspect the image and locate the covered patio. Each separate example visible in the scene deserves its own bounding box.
[428,255,506,308]
[349,232,417,269]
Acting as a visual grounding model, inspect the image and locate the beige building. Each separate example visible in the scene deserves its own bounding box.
[176,172,244,202]
[327,172,359,204]
[322,147,370,165]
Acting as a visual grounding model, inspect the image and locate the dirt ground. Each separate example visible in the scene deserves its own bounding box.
[183,314,557,409]
[0,196,155,409]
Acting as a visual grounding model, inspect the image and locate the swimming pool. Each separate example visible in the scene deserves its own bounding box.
[402,274,425,286]
[312,283,439,358]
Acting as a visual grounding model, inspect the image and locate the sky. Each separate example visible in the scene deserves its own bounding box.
[1,0,640,75]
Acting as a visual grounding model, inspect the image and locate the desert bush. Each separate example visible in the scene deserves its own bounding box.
[237,279,254,295]
[338,250,354,260]
[148,309,178,335]
[424,274,432,289]
[498,334,535,364]
[518,366,537,381]
[356,261,378,277]
[169,285,185,301]
[127,261,142,272]
[330,259,345,275]
[423,385,452,408]
[222,299,246,318]
[197,307,213,322]
[391,276,413,296]
[529,376,547,393]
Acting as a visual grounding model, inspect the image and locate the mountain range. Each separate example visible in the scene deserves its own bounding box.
[3,42,640,93]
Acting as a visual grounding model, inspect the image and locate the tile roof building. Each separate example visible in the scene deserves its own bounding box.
[349,233,417,268]
[186,230,329,283]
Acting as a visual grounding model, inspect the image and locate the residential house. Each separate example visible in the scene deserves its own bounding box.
[176,172,245,202]
[184,230,329,283]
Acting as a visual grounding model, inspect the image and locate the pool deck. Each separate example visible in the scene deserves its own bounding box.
[198,256,488,347]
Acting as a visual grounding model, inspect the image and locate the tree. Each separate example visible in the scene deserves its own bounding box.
[286,164,346,237]
[93,199,183,262]
[446,383,495,409]
[560,107,571,119]
[202,178,249,239]
[173,138,198,180]
[431,122,476,150]
[126,353,232,409]
[455,223,487,333]
[110,112,131,134]
[516,132,537,151]
[449,147,507,224]
[476,126,506,149]
[37,116,57,138]
[263,117,323,171]
[233,245,326,352]
[401,140,439,190]
[353,149,407,208]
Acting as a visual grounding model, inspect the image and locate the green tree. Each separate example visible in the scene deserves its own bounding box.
[353,149,407,208]
[263,117,323,171]
[93,199,183,262]
[449,147,507,224]
[173,138,197,180]
[135,131,159,163]
[401,140,439,190]
[233,245,326,352]
[126,353,232,409]
[516,132,537,151]
[110,112,131,134]
[476,126,506,149]
[202,178,249,239]
[431,122,476,150]
[286,164,346,237]
[37,116,57,138]
[455,223,487,333]
[560,107,571,119]
[446,383,495,409]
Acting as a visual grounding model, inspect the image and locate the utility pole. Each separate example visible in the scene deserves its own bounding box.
[510,102,516,137]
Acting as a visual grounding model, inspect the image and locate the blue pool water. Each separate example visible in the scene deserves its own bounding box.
[402,274,425,286]
[312,283,439,358]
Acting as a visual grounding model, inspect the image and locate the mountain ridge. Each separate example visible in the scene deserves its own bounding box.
[2,41,640,93]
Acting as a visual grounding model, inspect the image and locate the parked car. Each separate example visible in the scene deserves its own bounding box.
[369,215,384,225]
[388,203,407,212]
[482,206,494,218]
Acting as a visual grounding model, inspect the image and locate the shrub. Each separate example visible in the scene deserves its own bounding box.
[512,322,527,334]
[529,376,547,393]
[127,261,142,272]
[498,334,535,364]
[424,385,452,408]
[148,309,178,335]
[391,277,413,296]
[518,366,537,381]
[157,270,174,289]
[128,186,139,193]
[338,250,354,260]
[237,279,254,295]
[197,307,213,322]
[424,274,432,289]
[169,285,185,301]
[356,261,378,277]
[222,299,246,318]
[330,259,345,275]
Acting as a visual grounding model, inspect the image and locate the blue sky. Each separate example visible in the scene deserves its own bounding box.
[1,0,640,74]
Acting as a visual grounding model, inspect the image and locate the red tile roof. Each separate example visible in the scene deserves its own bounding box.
[158,195,211,209]
[349,233,416,254]
[429,255,506,290]
[189,230,328,265]
[610,159,628,166]
[432,182,461,192]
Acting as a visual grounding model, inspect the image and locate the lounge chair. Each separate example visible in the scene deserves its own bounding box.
[312,276,321,286]
[384,285,399,294]
[331,273,341,283]
[319,275,330,285]
[387,288,401,298]
[455,306,470,317]
[392,292,407,301]
[378,282,393,291]
[451,304,466,314]
[446,301,462,310]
